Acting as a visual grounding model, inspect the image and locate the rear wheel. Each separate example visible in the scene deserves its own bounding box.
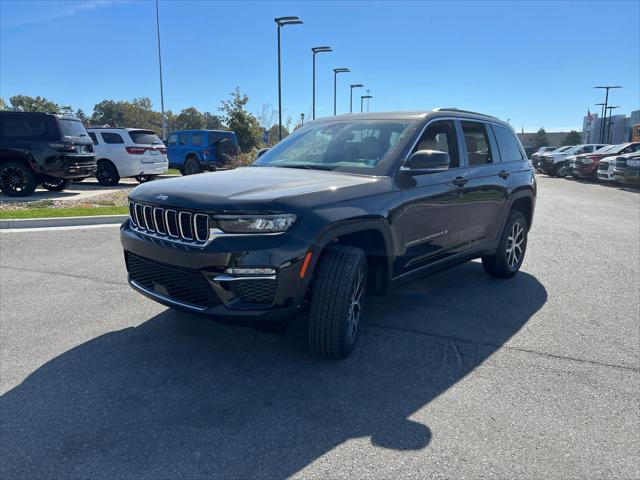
[482,210,528,278]
[40,178,72,192]
[96,160,120,186]
[308,245,367,359]
[183,157,201,175]
[0,162,37,197]
[134,175,157,183]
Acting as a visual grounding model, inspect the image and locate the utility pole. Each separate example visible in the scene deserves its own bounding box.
[155,0,166,139]
[594,86,622,143]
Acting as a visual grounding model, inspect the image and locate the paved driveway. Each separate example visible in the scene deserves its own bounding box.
[0,176,638,479]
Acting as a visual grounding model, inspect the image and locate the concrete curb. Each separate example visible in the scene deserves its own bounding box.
[0,214,128,230]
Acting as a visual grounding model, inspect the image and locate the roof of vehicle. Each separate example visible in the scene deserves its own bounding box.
[87,127,157,132]
[0,111,82,122]
[318,108,507,125]
[168,130,233,134]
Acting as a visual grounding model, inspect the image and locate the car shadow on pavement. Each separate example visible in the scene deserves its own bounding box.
[0,262,547,479]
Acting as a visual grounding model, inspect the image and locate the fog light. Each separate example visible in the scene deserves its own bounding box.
[225,268,276,275]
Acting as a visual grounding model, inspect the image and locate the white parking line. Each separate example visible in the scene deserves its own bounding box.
[0,224,122,233]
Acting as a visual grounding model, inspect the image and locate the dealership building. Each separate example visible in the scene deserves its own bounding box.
[582,109,640,144]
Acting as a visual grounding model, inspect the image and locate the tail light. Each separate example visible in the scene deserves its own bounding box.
[159,148,167,155]
[49,142,76,152]
[203,149,209,156]
[126,147,147,155]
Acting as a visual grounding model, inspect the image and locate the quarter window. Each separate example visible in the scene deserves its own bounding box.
[100,132,124,144]
[178,134,188,146]
[461,121,493,165]
[413,120,460,168]
[493,124,524,162]
[88,132,99,145]
[191,133,204,146]
[166,133,177,146]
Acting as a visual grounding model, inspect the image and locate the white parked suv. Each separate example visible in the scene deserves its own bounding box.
[87,128,168,186]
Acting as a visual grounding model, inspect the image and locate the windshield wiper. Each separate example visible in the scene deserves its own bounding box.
[275,164,336,171]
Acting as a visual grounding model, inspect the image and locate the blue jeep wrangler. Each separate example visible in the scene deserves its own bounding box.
[166,130,239,175]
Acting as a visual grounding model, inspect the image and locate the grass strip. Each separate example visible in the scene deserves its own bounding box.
[0,206,128,220]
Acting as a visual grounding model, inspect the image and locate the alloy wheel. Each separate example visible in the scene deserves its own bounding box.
[506,221,525,268]
[1,166,28,194]
[346,268,365,344]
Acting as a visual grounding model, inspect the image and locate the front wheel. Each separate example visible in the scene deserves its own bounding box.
[40,178,72,192]
[482,210,528,278]
[308,245,367,359]
[554,163,567,178]
[134,175,157,183]
[0,162,37,197]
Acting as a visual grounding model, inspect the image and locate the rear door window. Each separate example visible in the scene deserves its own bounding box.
[492,124,524,162]
[0,114,58,140]
[191,133,204,146]
[166,133,177,146]
[461,121,494,165]
[178,134,189,145]
[128,130,162,145]
[88,132,99,145]
[100,132,124,144]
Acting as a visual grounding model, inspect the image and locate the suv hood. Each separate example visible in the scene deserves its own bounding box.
[129,166,380,209]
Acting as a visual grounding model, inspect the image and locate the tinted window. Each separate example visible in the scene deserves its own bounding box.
[191,133,204,146]
[100,132,124,144]
[179,134,188,145]
[493,124,524,162]
[129,130,162,145]
[58,119,88,138]
[0,114,58,140]
[461,121,493,165]
[413,120,459,168]
[166,133,177,146]
[88,132,99,145]
[622,144,640,153]
[209,133,221,145]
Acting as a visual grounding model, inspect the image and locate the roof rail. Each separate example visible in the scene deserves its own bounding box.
[433,107,498,119]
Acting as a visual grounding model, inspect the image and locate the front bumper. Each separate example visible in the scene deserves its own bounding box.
[120,220,311,323]
[614,168,640,186]
[572,163,596,178]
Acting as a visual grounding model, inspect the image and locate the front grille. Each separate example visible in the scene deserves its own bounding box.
[129,201,210,245]
[616,159,627,168]
[125,252,220,309]
[599,162,609,171]
[230,279,277,305]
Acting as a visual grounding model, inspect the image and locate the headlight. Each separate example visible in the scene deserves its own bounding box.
[627,159,640,168]
[216,214,297,233]
[579,158,593,165]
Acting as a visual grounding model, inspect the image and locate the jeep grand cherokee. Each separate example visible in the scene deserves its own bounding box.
[121,109,536,359]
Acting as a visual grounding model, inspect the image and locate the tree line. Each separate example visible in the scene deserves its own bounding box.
[0,88,294,152]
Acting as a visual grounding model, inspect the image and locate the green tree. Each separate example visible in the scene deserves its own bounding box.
[562,130,582,146]
[219,87,262,152]
[9,94,59,113]
[176,107,206,130]
[90,97,162,131]
[267,124,289,145]
[0,98,9,111]
[534,127,548,150]
[203,112,224,130]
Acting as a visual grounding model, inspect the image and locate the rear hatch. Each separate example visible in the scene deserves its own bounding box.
[127,130,166,163]
[57,118,93,153]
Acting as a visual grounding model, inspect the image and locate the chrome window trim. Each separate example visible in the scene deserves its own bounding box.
[178,211,193,240]
[164,209,179,238]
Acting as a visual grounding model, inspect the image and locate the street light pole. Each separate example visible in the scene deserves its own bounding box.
[360,95,372,113]
[155,0,166,139]
[594,86,622,143]
[311,46,332,120]
[606,106,619,143]
[349,84,363,113]
[275,16,303,141]
[333,68,350,115]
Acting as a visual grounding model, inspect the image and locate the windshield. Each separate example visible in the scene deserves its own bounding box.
[58,119,88,138]
[129,130,163,145]
[254,119,416,175]
[553,146,572,153]
[595,145,616,153]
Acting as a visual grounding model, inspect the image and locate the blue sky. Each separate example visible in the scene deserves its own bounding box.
[1,0,638,131]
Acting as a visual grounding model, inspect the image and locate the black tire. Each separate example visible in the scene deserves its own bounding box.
[482,210,528,278]
[554,163,567,178]
[0,161,37,197]
[135,175,157,183]
[215,138,239,166]
[40,178,72,192]
[183,157,201,175]
[96,160,120,186]
[308,245,368,359]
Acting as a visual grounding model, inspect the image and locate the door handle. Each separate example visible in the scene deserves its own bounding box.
[453,176,469,187]
[499,170,510,179]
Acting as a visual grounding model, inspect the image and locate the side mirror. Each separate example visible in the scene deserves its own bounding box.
[256,147,270,159]
[403,150,450,174]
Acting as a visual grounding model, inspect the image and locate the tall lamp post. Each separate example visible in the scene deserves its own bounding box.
[349,84,363,113]
[275,16,303,140]
[606,106,619,143]
[155,0,166,139]
[360,95,373,113]
[595,102,606,143]
[311,46,332,120]
[333,68,350,115]
[594,85,622,143]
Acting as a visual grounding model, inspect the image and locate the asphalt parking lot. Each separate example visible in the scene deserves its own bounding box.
[0,175,638,479]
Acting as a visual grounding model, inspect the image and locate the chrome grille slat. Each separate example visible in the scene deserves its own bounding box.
[128,202,209,245]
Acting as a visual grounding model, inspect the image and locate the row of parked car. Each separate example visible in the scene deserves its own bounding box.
[530,142,640,186]
[0,111,239,196]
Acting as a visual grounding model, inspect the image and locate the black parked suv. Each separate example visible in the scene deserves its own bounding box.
[122,109,536,358]
[0,112,96,196]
